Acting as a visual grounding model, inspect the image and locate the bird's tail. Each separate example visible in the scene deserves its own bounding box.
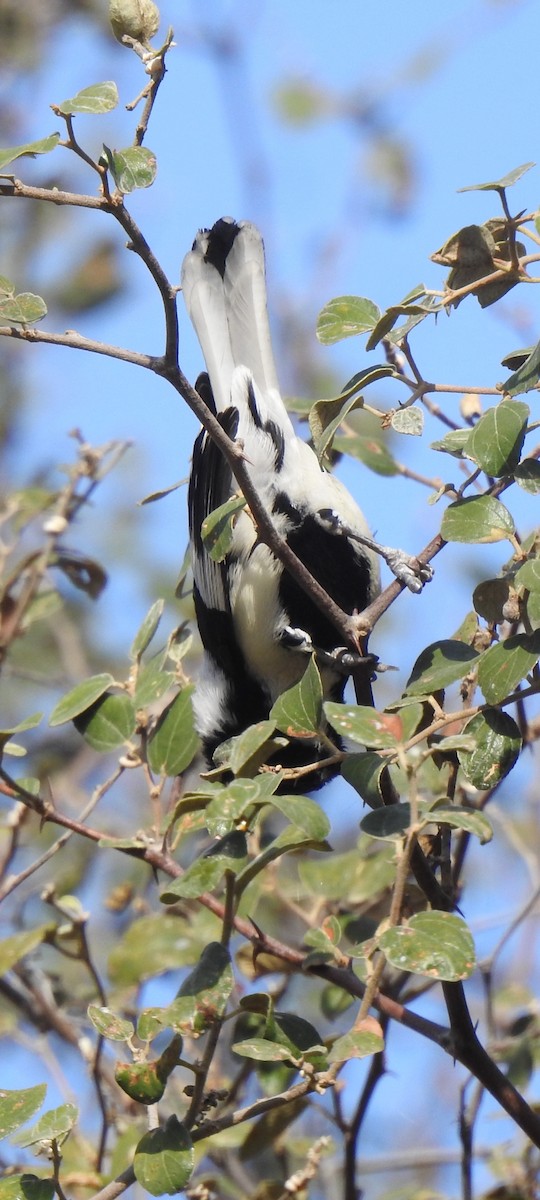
[182,217,287,427]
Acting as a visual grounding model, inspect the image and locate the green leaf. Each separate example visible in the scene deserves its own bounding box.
[87,1005,135,1042]
[324,703,399,748]
[201,494,247,561]
[365,303,429,351]
[225,719,278,776]
[12,1103,77,1148]
[431,428,471,458]
[390,407,424,436]
[102,144,157,193]
[0,292,47,325]
[0,926,53,975]
[457,162,535,192]
[269,793,330,840]
[477,633,540,704]
[74,692,136,751]
[0,133,60,171]
[0,1085,46,1138]
[58,81,119,115]
[108,914,201,986]
[271,656,323,737]
[515,558,540,592]
[501,340,540,397]
[428,803,493,843]
[134,1116,194,1196]
[515,458,540,493]
[0,712,43,737]
[458,710,521,789]
[379,912,476,981]
[473,577,515,624]
[309,393,365,462]
[441,496,515,544]
[341,751,387,806]
[405,639,478,695]
[49,673,115,726]
[115,1060,167,1105]
[360,805,411,841]
[0,1178,54,1200]
[232,1037,298,1062]
[274,1011,325,1059]
[203,776,280,836]
[130,599,165,660]
[147,687,199,776]
[328,1025,384,1064]
[134,655,174,708]
[160,832,248,901]
[464,400,529,476]
[162,943,234,1036]
[316,296,381,344]
[299,839,396,903]
[334,433,399,475]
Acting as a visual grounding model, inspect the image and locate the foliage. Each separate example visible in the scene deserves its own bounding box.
[1,4,540,1200]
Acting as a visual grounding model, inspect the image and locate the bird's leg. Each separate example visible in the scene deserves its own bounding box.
[316,508,434,594]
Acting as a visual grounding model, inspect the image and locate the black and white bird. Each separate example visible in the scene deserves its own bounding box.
[183,218,380,787]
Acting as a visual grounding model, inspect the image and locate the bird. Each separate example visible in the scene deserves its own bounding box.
[182,217,380,789]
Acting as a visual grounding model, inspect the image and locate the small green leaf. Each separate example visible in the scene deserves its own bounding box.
[379,912,475,981]
[328,1025,384,1064]
[147,687,199,776]
[0,133,60,171]
[58,81,119,115]
[0,712,43,737]
[134,1116,194,1197]
[457,162,535,192]
[115,1060,166,1105]
[501,339,540,397]
[428,803,493,843]
[49,674,115,726]
[163,943,233,1036]
[477,633,540,704]
[108,914,198,986]
[341,751,387,806]
[12,1103,77,1148]
[473,577,515,624]
[390,407,424,436]
[74,692,136,751]
[515,558,540,592]
[134,654,174,708]
[334,433,399,475]
[232,1037,298,1062]
[102,144,157,192]
[87,1005,135,1042]
[0,292,47,325]
[441,495,515,544]
[405,640,478,695]
[324,704,399,748]
[130,599,165,660]
[515,458,540,493]
[431,428,471,458]
[225,719,277,776]
[160,832,248,901]
[201,495,247,562]
[0,1178,54,1200]
[0,926,53,975]
[361,805,411,841]
[271,656,323,738]
[0,1085,47,1138]
[464,400,529,476]
[316,296,381,344]
[269,793,330,840]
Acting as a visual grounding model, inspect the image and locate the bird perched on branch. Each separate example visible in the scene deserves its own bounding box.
[182,217,380,788]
